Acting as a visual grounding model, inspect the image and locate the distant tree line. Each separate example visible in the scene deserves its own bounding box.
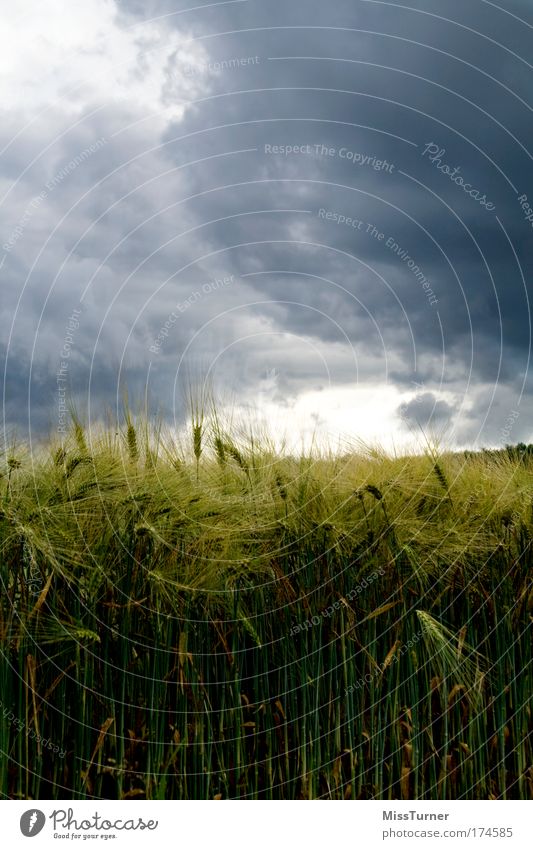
[463,443,533,461]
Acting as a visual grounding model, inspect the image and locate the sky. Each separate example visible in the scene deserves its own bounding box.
[1,0,533,452]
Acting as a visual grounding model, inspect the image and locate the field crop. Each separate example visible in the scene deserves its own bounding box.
[0,414,531,799]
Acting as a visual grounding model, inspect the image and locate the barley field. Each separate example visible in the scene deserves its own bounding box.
[1,413,531,800]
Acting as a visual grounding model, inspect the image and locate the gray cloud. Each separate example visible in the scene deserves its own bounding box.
[2,0,532,448]
[398,391,456,429]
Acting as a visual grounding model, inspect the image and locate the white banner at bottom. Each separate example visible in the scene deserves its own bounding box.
[2,800,530,848]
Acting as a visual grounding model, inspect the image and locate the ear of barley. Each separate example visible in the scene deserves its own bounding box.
[433,461,449,493]
[126,422,138,463]
[224,441,248,474]
[416,610,486,708]
[214,435,226,466]
[69,412,88,455]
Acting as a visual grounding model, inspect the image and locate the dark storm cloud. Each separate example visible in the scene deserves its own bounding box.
[2,0,532,446]
[398,391,456,429]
